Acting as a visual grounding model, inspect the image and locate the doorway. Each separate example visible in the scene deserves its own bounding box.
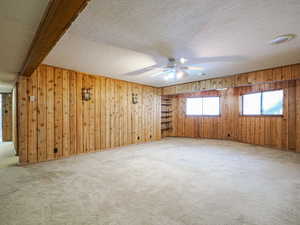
[0,92,18,168]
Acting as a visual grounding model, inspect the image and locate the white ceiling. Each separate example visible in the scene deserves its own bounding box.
[44,0,300,87]
[0,0,49,92]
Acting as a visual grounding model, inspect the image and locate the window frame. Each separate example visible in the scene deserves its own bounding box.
[186,96,221,117]
[241,89,284,117]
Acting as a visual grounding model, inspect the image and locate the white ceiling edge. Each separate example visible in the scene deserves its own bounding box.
[0,71,17,93]
[45,32,300,87]
[44,0,300,87]
[0,0,49,92]
[44,32,164,86]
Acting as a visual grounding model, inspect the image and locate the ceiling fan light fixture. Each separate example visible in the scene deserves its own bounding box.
[179,57,187,64]
[270,34,296,45]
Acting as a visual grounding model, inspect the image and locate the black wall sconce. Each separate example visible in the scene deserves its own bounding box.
[82,88,92,101]
[132,93,138,104]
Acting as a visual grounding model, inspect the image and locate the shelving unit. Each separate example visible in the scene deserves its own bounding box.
[161,96,173,136]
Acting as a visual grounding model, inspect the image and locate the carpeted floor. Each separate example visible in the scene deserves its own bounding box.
[0,137,300,225]
[0,142,18,169]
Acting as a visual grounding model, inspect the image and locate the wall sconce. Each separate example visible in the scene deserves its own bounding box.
[82,88,92,101]
[132,93,138,104]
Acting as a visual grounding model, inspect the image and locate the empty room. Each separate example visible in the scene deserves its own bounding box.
[1,0,300,225]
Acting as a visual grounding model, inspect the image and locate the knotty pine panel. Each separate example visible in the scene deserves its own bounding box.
[166,80,300,152]
[17,65,161,164]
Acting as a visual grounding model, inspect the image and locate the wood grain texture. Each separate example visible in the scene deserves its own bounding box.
[17,64,161,164]
[163,64,300,95]
[2,93,13,141]
[165,80,300,151]
[21,0,91,76]
[17,76,28,163]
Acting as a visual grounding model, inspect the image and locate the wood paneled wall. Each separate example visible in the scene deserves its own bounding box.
[17,65,161,164]
[2,93,12,141]
[166,80,300,152]
[163,64,300,95]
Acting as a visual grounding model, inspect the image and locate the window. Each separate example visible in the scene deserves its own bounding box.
[242,93,261,115]
[242,90,283,115]
[186,97,220,116]
[262,90,283,115]
[186,98,202,115]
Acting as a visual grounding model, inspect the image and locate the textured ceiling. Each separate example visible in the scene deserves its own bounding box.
[0,0,49,92]
[44,0,300,87]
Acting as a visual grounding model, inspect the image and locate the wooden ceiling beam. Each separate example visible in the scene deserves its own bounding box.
[20,0,91,76]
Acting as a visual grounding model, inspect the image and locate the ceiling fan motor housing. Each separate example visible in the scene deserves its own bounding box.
[167,58,177,68]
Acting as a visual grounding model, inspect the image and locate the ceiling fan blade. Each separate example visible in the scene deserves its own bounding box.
[182,66,204,71]
[186,55,246,65]
[151,69,173,77]
[122,64,160,76]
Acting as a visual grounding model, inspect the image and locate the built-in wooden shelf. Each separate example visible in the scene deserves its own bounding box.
[161,127,173,131]
[161,95,173,135]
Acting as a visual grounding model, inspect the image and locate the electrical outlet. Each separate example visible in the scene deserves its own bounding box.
[54,148,58,153]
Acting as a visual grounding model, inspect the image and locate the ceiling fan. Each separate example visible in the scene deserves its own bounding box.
[124,57,205,81]
[122,54,244,81]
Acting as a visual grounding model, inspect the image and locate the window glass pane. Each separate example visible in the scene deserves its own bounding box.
[202,97,220,115]
[242,93,261,115]
[186,98,202,115]
[262,90,283,115]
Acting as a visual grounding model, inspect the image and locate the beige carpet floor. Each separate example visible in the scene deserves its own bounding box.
[0,142,18,169]
[0,137,300,225]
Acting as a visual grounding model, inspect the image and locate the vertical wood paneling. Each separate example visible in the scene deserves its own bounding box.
[287,80,296,150]
[76,73,83,154]
[89,76,96,152]
[296,80,300,152]
[167,80,299,151]
[2,93,13,142]
[115,81,120,147]
[69,71,77,155]
[95,77,101,150]
[18,76,28,164]
[54,68,63,158]
[127,83,132,145]
[17,65,162,164]
[46,66,55,160]
[105,78,111,149]
[62,70,70,157]
[37,67,47,161]
[110,79,115,148]
[27,71,37,163]
[82,75,90,152]
[100,77,106,149]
